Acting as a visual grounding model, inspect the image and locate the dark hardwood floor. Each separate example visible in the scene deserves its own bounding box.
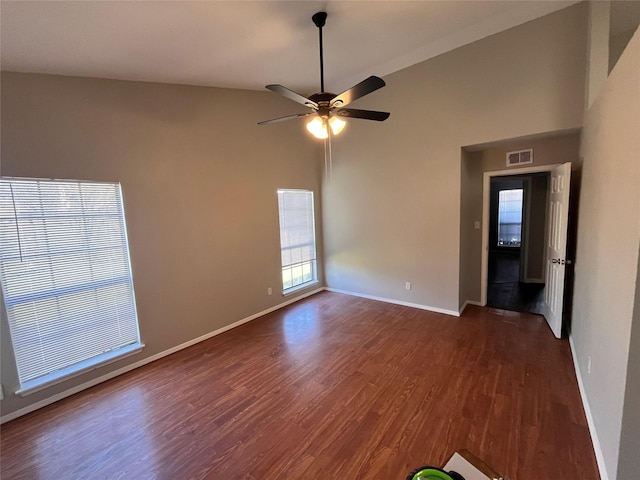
[487,251,545,314]
[0,292,599,480]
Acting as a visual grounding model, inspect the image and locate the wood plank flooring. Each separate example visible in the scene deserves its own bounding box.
[0,292,599,480]
[487,252,545,314]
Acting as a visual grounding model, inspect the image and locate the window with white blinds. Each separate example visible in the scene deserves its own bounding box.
[0,178,142,394]
[277,189,317,292]
[497,188,524,247]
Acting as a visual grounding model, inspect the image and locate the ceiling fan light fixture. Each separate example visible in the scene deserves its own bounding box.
[306,115,346,139]
[329,116,346,135]
[306,116,329,139]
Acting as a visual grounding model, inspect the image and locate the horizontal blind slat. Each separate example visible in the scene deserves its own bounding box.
[277,189,317,290]
[0,178,141,385]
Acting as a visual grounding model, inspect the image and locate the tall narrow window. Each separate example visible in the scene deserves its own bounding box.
[0,178,143,394]
[497,188,523,247]
[277,189,317,292]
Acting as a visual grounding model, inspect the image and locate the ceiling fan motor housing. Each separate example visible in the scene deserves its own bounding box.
[308,92,337,117]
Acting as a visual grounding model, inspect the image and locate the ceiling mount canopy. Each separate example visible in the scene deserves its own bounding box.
[258,11,390,139]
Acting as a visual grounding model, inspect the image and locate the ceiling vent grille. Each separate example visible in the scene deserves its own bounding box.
[506,148,533,167]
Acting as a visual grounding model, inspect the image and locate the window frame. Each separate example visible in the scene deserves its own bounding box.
[497,188,524,248]
[0,177,144,396]
[277,189,318,295]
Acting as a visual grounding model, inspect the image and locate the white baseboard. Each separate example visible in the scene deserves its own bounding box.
[459,300,483,315]
[0,287,323,424]
[325,287,460,317]
[569,334,610,480]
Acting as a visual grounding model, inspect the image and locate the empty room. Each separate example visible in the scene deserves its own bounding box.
[1,2,638,480]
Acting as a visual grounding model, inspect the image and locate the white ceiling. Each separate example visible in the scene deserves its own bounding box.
[1,1,578,95]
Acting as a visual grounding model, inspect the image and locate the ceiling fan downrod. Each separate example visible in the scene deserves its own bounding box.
[312,12,327,93]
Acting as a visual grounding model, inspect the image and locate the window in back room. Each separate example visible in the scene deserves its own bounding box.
[497,188,523,247]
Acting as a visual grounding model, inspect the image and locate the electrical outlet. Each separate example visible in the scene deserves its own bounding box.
[474,221,481,230]
[267,287,272,296]
[0,384,4,401]
[405,282,411,290]
[587,356,591,374]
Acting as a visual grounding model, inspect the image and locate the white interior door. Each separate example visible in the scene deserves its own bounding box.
[542,162,571,338]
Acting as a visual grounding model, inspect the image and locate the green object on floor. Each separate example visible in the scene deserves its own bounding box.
[409,467,456,480]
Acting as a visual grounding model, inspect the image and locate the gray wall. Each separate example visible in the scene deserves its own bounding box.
[617,246,640,480]
[459,150,483,307]
[572,28,640,480]
[322,4,587,313]
[609,0,640,73]
[0,73,322,417]
[524,173,550,281]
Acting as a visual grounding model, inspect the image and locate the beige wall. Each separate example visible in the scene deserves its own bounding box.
[572,28,640,480]
[323,4,587,313]
[459,150,483,307]
[586,1,611,109]
[0,72,322,417]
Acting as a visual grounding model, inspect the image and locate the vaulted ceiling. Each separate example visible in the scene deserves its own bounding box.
[2,1,578,94]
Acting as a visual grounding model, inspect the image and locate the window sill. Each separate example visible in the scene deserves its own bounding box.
[15,343,145,397]
[283,280,319,297]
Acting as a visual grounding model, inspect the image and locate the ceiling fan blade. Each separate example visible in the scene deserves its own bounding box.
[335,108,390,121]
[330,76,386,107]
[266,85,318,109]
[258,112,314,125]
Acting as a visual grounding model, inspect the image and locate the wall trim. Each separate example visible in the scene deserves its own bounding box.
[569,334,610,480]
[459,300,483,315]
[325,287,460,317]
[0,287,324,424]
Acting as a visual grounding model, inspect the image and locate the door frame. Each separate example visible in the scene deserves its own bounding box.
[480,164,560,305]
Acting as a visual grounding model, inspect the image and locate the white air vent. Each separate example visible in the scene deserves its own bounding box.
[506,148,533,167]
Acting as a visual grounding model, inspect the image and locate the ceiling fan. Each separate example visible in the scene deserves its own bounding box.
[258,11,390,139]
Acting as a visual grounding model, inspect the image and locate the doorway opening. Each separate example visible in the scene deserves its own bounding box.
[486,174,549,314]
[459,131,580,338]
[479,162,572,338]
